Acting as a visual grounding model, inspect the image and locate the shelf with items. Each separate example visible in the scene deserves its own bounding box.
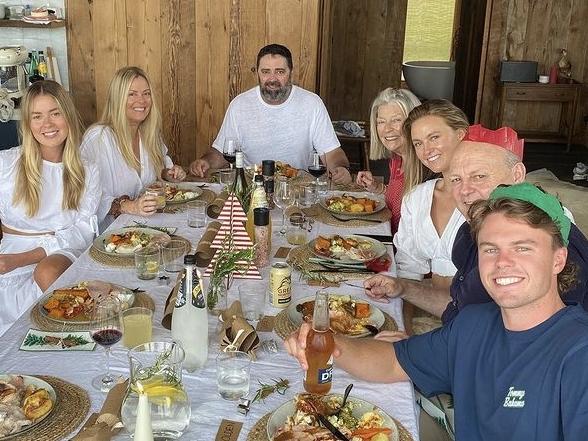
[0,19,65,28]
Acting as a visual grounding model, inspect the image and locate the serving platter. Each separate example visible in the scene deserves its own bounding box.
[37,280,135,325]
[164,182,203,204]
[309,234,387,263]
[319,192,386,217]
[287,294,385,338]
[267,393,399,441]
[91,227,170,256]
[0,375,57,440]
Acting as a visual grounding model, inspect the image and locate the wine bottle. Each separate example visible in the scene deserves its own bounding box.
[246,174,271,240]
[231,150,250,213]
[171,255,208,372]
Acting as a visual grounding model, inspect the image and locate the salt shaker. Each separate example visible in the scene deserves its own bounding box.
[253,208,271,268]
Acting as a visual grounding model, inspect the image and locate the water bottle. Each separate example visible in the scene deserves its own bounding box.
[171,255,209,371]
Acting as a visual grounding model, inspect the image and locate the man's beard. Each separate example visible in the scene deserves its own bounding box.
[260,79,292,103]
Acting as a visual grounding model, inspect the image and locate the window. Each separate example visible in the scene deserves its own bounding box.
[403,0,457,63]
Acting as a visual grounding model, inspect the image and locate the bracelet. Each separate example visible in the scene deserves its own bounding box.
[109,195,131,218]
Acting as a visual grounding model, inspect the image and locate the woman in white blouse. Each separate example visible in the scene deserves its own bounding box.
[393,100,469,290]
[81,66,186,231]
[0,80,100,335]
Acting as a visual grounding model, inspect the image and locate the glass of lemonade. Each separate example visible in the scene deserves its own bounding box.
[122,307,153,349]
[216,351,251,400]
[145,182,166,210]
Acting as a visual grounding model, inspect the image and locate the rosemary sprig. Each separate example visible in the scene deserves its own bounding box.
[251,378,290,403]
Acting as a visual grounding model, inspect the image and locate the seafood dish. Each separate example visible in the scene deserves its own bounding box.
[0,375,55,437]
[276,161,299,178]
[291,294,383,336]
[269,393,397,441]
[312,235,386,262]
[164,184,199,203]
[323,194,381,214]
[93,227,170,255]
[40,281,134,322]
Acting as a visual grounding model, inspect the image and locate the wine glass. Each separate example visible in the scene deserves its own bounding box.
[223,138,239,169]
[307,150,327,184]
[91,296,123,392]
[273,176,293,235]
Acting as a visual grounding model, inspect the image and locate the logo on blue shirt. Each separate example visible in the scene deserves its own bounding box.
[503,386,525,408]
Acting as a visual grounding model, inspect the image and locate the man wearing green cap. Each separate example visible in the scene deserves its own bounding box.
[285,185,588,440]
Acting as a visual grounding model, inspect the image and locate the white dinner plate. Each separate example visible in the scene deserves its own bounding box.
[267,394,399,441]
[0,374,57,440]
[165,182,203,204]
[38,281,135,325]
[92,227,170,256]
[309,234,387,263]
[287,294,385,338]
[319,191,386,217]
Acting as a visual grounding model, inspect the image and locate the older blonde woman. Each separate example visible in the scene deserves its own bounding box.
[81,66,186,231]
[355,88,427,235]
[0,80,100,335]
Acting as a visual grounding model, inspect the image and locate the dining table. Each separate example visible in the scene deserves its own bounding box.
[0,183,420,441]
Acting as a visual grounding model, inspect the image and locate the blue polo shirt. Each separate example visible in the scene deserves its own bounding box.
[394,302,588,441]
[442,222,588,324]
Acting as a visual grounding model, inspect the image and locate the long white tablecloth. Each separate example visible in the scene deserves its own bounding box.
[0,184,419,441]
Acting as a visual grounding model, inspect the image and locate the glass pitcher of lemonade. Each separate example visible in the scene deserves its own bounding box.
[121,341,191,438]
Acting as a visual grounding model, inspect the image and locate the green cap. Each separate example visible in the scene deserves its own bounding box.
[489,182,570,245]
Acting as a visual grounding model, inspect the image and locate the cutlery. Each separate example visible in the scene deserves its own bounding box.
[330,214,381,223]
[309,269,376,274]
[334,384,354,417]
[363,324,380,336]
[317,414,350,441]
[309,257,365,266]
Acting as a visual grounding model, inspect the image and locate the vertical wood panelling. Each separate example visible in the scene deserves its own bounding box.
[66,0,96,126]
[479,0,588,144]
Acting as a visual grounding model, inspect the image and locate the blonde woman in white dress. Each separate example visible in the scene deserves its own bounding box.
[81,66,186,231]
[0,80,101,335]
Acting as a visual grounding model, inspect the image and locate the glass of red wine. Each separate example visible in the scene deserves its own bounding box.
[91,296,123,392]
[307,150,327,184]
[223,138,239,169]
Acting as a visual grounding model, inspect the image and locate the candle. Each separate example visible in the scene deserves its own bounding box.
[134,382,154,441]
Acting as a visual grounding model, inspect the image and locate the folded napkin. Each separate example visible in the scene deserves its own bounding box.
[207,190,230,218]
[195,221,222,267]
[219,301,260,360]
[72,380,128,441]
[162,273,184,330]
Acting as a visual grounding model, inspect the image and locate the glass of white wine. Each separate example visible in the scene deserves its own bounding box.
[273,176,293,235]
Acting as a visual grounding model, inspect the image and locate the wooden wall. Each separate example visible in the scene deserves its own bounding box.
[66,0,323,166]
[321,0,408,122]
[478,0,588,142]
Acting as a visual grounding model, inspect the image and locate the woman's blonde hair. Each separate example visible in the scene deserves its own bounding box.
[369,88,421,161]
[402,99,469,193]
[13,80,85,217]
[99,66,165,174]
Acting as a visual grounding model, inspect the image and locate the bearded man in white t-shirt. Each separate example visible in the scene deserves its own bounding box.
[189,44,351,184]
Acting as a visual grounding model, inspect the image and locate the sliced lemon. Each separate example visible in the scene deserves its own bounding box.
[145,261,159,272]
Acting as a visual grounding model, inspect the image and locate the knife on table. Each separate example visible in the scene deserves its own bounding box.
[317,414,350,441]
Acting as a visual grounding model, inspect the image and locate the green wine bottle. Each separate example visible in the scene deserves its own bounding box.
[231,150,250,213]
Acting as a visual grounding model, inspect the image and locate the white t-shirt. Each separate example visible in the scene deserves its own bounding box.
[393,179,466,280]
[80,125,174,232]
[212,85,340,169]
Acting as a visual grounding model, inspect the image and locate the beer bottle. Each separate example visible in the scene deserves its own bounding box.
[231,150,250,213]
[303,290,334,394]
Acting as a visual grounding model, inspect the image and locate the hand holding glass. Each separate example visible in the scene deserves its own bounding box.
[223,138,239,169]
[91,297,123,392]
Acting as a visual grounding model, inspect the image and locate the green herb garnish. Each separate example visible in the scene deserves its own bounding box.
[251,378,290,403]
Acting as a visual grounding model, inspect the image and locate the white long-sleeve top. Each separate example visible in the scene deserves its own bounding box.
[0,146,100,260]
[80,125,174,231]
[393,178,466,281]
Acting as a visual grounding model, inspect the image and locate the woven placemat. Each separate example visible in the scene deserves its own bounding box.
[303,204,391,227]
[162,188,216,213]
[30,291,155,332]
[89,234,192,268]
[247,411,413,441]
[273,307,398,340]
[1,375,90,441]
[287,245,376,282]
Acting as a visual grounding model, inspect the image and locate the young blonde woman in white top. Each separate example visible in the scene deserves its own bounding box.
[81,66,186,231]
[0,80,101,335]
